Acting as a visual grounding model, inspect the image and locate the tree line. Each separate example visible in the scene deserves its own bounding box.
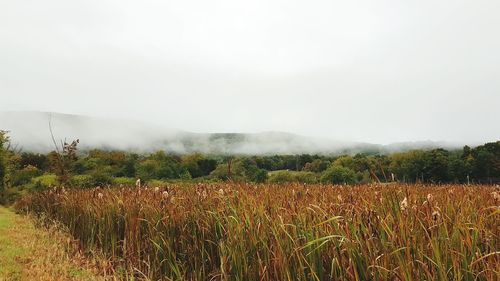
[0,131,498,202]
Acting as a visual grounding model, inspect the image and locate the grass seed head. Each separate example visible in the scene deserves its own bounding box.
[432,210,441,221]
[426,193,433,202]
[400,197,408,211]
[492,191,499,202]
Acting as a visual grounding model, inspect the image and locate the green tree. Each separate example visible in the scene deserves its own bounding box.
[471,142,499,183]
[181,153,217,178]
[333,155,356,170]
[267,170,295,183]
[254,156,281,171]
[210,161,245,181]
[238,158,267,183]
[136,159,158,181]
[10,165,42,186]
[303,159,330,172]
[422,149,450,183]
[320,165,357,184]
[448,152,471,183]
[389,150,425,183]
[119,154,137,177]
[19,152,48,171]
[136,151,188,181]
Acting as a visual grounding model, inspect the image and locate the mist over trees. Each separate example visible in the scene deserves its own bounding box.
[1,119,498,200]
[0,112,468,156]
[1,137,498,190]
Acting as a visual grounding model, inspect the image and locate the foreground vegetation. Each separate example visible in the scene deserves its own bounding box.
[0,206,112,280]
[17,183,500,280]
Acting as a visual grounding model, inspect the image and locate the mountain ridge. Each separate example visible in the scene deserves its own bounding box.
[0,111,460,155]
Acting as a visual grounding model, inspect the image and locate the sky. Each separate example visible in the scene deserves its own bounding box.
[1,0,499,145]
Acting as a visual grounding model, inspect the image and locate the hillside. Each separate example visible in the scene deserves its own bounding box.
[0,111,457,155]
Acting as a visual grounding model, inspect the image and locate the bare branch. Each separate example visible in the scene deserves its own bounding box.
[48,113,61,154]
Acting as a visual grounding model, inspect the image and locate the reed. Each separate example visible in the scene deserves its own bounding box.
[16,183,500,280]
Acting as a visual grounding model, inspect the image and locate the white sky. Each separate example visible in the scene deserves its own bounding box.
[1,0,499,144]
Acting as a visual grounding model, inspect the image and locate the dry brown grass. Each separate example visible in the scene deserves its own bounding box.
[0,206,115,281]
[16,183,500,280]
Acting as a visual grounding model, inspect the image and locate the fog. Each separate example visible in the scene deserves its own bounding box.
[0,112,460,155]
[1,1,499,145]
[0,112,359,154]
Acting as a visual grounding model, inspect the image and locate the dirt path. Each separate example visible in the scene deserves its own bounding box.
[0,206,109,281]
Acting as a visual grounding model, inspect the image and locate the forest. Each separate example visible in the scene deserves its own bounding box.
[1,129,498,203]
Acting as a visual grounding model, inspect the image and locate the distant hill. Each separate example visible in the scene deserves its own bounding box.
[0,111,459,155]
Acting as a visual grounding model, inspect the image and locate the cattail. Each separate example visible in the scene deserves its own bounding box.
[427,194,433,202]
[432,210,440,221]
[400,197,408,211]
[492,191,499,202]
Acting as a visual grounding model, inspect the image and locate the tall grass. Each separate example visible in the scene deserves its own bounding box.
[16,184,499,280]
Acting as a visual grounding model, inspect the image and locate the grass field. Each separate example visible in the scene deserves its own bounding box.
[0,206,110,281]
[16,183,500,280]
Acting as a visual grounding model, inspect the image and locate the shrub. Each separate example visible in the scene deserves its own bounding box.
[10,165,42,186]
[69,174,94,187]
[88,170,113,186]
[31,174,57,189]
[249,169,268,183]
[268,170,319,183]
[146,179,170,187]
[112,177,136,186]
[320,165,357,184]
[293,171,319,183]
[267,170,295,183]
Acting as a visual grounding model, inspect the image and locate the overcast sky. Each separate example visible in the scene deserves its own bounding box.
[1,0,499,145]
